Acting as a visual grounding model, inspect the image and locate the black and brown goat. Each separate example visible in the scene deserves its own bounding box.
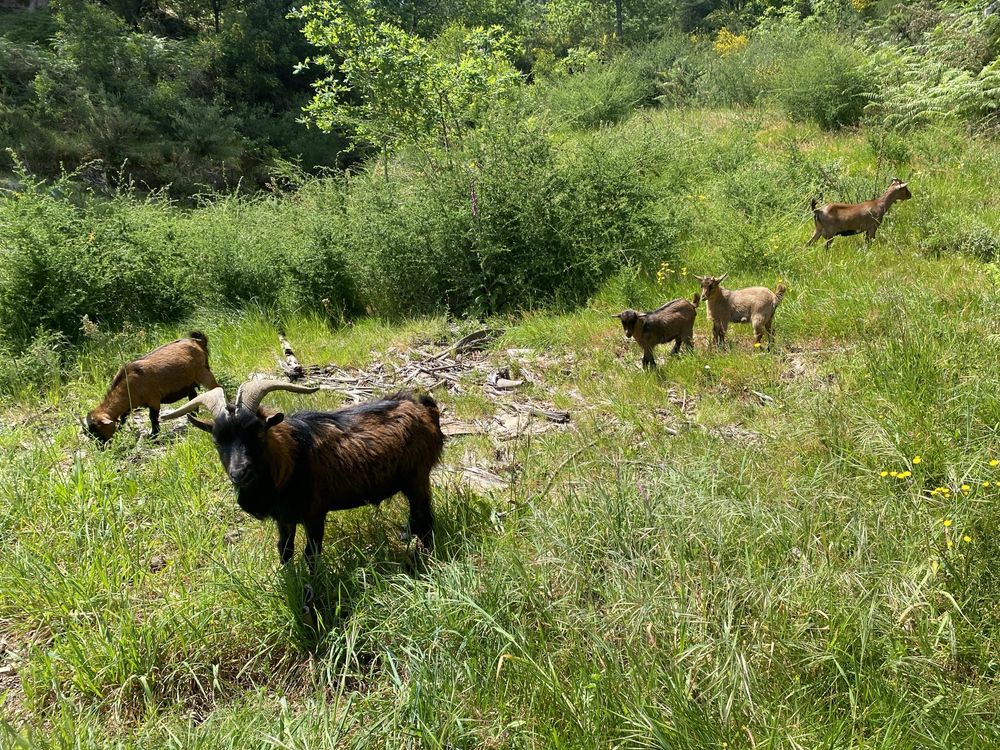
[161,381,444,569]
[84,332,219,443]
[613,294,700,368]
[808,178,912,248]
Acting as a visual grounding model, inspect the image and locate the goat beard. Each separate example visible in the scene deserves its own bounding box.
[235,485,273,521]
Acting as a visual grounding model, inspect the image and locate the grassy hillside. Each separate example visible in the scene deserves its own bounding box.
[3,105,1000,747]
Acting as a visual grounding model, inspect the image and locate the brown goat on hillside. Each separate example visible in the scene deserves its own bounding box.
[85,332,219,443]
[161,381,444,569]
[614,294,700,368]
[697,275,786,348]
[808,178,912,249]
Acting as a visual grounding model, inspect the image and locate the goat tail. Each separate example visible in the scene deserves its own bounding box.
[188,331,210,364]
[774,284,787,304]
[810,197,818,213]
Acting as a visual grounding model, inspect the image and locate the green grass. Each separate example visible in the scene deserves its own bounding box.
[4,108,1000,747]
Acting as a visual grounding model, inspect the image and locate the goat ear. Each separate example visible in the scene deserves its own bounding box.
[265,413,285,429]
[187,414,214,433]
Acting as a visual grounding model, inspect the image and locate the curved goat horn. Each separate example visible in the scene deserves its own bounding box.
[234,379,319,414]
[161,387,229,422]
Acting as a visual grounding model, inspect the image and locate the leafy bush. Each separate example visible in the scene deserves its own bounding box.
[536,55,655,129]
[344,114,672,316]
[0,184,192,349]
[771,35,871,129]
[700,15,872,129]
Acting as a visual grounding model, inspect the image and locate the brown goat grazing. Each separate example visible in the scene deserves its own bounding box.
[697,275,786,348]
[85,332,219,443]
[808,178,912,249]
[161,381,444,569]
[613,294,700,368]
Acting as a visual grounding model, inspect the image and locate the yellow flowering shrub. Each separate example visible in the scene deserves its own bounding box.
[714,28,749,57]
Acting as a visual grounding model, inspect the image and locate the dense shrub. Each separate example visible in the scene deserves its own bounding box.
[536,55,655,129]
[0,178,192,348]
[344,113,672,316]
[771,35,871,129]
[0,112,672,349]
[700,15,872,129]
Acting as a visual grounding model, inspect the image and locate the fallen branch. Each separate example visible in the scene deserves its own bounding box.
[277,330,304,381]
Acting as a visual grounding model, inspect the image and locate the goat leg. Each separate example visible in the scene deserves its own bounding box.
[149,407,160,436]
[277,522,297,564]
[304,515,326,573]
[406,476,435,550]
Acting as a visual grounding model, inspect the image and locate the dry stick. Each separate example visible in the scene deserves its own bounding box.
[277,330,304,381]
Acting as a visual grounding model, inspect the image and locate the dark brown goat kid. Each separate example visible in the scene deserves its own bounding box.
[614,294,700,368]
[84,332,219,443]
[161,381,444,569]
[809,178,912,249]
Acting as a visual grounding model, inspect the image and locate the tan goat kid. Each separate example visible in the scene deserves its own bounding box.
[697,275,786,348]
[808,178,912,249]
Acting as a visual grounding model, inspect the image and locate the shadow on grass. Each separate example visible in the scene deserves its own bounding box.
[280,487,498,650]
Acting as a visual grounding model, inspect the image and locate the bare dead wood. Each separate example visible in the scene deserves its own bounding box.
[277,330,304,381]
[508,402,571,424]
[452,328,500,355]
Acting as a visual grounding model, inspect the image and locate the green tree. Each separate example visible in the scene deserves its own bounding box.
[297,0,519,165]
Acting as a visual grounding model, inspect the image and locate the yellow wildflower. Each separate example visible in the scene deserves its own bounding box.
[947,539,954,550]
[961,484,971,493]
[880,471,888,477]
[991,459,999,467]
[898,471,912,479]
[713,28,749,56]
[890,471,898,477]
[912,456,921,465]
[963,535,972,543]
[754,342,762,349]
[984,482,991,488]
[943,519,953,527]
